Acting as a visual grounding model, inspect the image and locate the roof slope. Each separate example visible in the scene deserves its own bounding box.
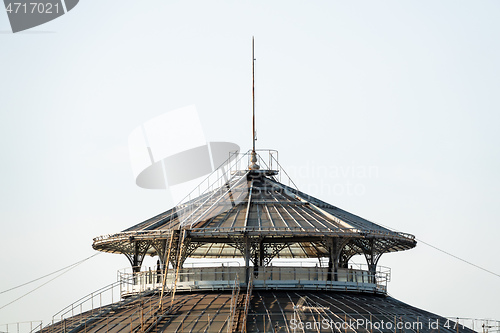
[43,290,474,333]
[93,170,416,258]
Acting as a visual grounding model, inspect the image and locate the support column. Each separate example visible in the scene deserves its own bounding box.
[244,236,251,284]
[255,239,265,278]
[124,239,151,273]
[362,239,378,284]
[133,241,141,273]
[326,238,340,281]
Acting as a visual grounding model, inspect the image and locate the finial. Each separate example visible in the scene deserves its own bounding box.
[250,36,260,170]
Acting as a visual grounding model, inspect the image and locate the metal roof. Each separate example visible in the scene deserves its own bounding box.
[93,166,416,259]
[42,290,474,333]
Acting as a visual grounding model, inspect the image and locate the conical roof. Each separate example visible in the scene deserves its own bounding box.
[43,290,475,333]
[93,152,416,259]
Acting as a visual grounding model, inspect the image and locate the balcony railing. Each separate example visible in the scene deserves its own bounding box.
[118,265,389,297]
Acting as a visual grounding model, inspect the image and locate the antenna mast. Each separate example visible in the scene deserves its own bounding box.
[250,36,260,170]
[252,36,256,153]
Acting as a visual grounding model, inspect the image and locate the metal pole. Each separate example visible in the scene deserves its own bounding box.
[249,36,260,170]
[159,233,175,310]
[252,36,255,153]
[171,229,187,308]
[141,307,144,332]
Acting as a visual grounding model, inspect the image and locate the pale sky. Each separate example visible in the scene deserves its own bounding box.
[1,0,499,327]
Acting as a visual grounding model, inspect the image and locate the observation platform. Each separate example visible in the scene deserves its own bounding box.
[118,264,390,298]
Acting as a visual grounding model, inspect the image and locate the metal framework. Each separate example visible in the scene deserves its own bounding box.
[36,40,470,333]
[93,150,416,285]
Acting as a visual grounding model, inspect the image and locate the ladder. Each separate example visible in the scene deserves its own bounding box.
[231,278,253,333]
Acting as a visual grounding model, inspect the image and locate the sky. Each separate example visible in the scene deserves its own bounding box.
[1,0,500,328]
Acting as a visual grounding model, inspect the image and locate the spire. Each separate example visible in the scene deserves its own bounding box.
[250,36,260,170]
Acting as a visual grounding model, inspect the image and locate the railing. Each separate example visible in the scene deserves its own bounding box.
[174,150,249,228]
[174,149,299,228]
[177,149,288,205]
[118,265,390,297]
[94,226,415,246]
[50,281,121,326]
[44,280,162,333]
[93,229,173,244]
[445,318,500,333]
[241,277,253,333]
[119,268,164,298]
[0,321,42,333]
[190,226,416,241]
[226,276,240,333]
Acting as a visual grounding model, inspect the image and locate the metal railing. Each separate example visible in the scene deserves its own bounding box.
[189,225,416,240]
[173,149,297,229]
[50,281,121,326]
[174,150,249,229]
[0,321,42,333]
[118,265,390,297]
[226,276,240,333]
[94,226,415,247]
[118,268,164,298]
[44,281,162,333]
[445,318,500,333]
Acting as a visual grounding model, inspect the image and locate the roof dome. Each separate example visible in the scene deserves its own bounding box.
[45,290,475,333]
[93,150,416,264]
[40,151,470,333]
